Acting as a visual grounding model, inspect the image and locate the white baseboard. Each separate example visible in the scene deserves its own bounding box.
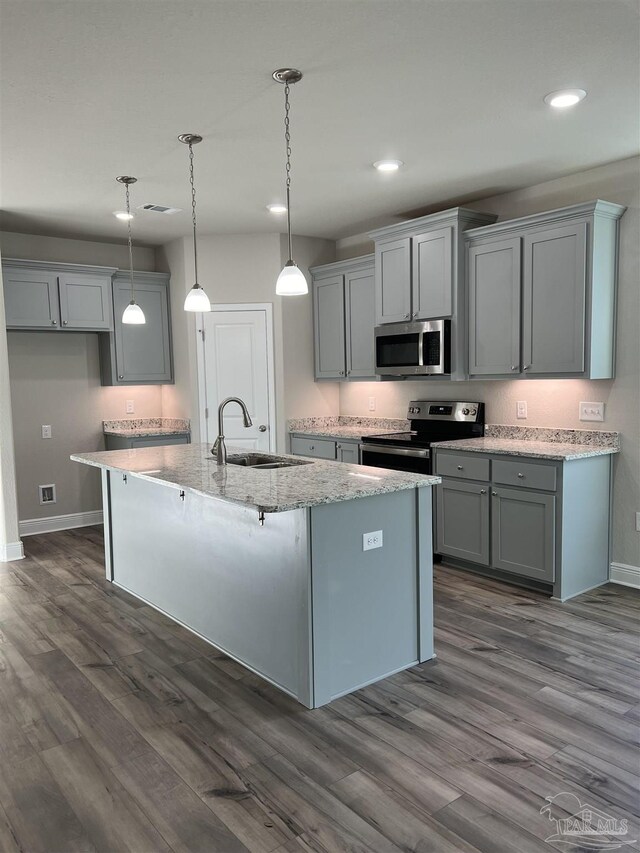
[19,510,103,537]
[610,562,640,589]
[0,540,25,562]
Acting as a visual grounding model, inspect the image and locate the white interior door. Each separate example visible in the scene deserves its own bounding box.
[200,306,275,452]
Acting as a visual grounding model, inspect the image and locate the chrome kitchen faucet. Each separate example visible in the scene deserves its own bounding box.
[212,397,253,465]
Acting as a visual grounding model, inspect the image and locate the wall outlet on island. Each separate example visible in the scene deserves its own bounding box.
[41,424,52,439]
[368,396,376,412]
[126,400,135,414]
[363,530,383,551]
[516,401,527,419]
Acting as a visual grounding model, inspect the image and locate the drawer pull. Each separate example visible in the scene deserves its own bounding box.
[457,465,463,470]
[517,472,524,478]
[309,445,314,451]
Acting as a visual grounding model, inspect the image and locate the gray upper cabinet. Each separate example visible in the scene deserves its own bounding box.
[468,237,521,376]
[3,260,116,331]
[100,271,173,385]
[374,237,411,324]
[522,222,586,375]
[3,267,60,328]
[466,200,626,380]
[313,274,346,378]
[58,273,112,330]
[311,255,376,381]
[412,227,453,320]
[369,208,497,381]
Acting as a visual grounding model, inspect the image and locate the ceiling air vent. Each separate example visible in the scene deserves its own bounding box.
[138,203,182,215]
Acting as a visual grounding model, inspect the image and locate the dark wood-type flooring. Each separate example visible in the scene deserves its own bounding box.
[0,526,638,852]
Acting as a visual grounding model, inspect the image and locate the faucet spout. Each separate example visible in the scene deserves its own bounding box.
[211,397,253,464]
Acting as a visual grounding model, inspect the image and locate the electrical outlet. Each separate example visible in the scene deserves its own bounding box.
[41,424,52,439]
[126,400,135,414]
[636,512,640,533]
[516,401,527,419]
[579,402,604,422]
[39,484,56,505]
[363,530,383,551]
[368,396,376,412]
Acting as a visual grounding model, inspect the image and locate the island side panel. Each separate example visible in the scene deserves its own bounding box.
[417,485,434,662]
[108,473,313,706]
[310,488,424,708]
[101,468,114,581]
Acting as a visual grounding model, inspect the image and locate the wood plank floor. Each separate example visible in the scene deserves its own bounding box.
[0,526,638,852]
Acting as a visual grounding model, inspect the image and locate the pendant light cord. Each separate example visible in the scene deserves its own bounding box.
[188,143,199,285]
[284,81,293,261]
[125,182,135,301]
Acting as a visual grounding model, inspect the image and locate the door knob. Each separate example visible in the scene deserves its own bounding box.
[258,425,267,432]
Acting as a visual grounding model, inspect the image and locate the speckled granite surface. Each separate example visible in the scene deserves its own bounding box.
[432,437,619,461]
[288,416,410,439]
[103,418,191,437]
[485,424,620,449]
[71,444,440,513]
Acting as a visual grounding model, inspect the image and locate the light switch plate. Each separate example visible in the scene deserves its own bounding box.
[126,400,135,414]
[41,424,52,439]
[516,401,527,419]
[579,402,604,422]
[363,530,383,551]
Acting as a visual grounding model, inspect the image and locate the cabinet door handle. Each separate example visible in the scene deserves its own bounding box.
[51,319,57,326]
[412,312,418,319]
[404,313,410,319]
[62,320,68,326]
[339,370,344,376]
[523,364,530,371]
[118,374,124,380]
[492,491,497,496]
[480,489,487,494]
[511,365,518,371]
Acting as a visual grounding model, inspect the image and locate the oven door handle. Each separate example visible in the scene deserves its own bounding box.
[363,444,430,459]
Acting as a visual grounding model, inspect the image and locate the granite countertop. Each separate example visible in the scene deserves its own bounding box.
[431,437,619,461]
[288,416,410,441]
[103,417,191,438]
[71,443,440,513]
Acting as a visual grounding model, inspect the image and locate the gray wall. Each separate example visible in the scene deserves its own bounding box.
[337,157,640,569]
[1,232,163,523]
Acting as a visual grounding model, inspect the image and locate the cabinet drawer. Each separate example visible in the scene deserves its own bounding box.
[492,459,556,491]
[290,436,336,460]
[435,453,490,482]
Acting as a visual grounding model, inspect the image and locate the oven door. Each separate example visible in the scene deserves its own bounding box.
[360,444,431,474]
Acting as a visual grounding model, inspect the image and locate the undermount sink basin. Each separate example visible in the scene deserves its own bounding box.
[224,453,312,469]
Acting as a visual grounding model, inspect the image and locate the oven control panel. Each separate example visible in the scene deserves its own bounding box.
[407,401,484,422]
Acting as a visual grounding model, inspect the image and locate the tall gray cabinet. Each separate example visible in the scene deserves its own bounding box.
[466,200,626,379]
[368,208,497,381]
[310,255,376,381]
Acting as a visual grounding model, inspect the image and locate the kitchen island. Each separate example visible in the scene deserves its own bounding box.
[72,444,440,708]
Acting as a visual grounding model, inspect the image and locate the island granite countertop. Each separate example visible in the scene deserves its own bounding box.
[71,443,440,513]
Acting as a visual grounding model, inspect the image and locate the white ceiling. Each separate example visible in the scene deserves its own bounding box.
[1,0,638,247]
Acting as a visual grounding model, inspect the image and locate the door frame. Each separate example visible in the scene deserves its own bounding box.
[196,303,277,452]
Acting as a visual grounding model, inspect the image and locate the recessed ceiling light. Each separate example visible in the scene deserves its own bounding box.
[373,159,403,172]
[543,89,587,108]
[113,210,134,220]
[266,203,287,214]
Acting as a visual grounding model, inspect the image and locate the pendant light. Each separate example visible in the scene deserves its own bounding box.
[178,134,211,312]
[273,68,308,296]
[116,176,145,325]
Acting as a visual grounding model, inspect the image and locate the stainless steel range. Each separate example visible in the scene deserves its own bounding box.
[360,401,485,474]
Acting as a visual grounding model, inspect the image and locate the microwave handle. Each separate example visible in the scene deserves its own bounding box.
[418,330,424,367]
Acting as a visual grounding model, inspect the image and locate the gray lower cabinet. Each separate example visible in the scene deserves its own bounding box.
[491,486,555,582]
[311,255,376,380]
[100,271,173,385]
[466,200,625,379]
[433,448,611,599]
[337,440,360,463]
[3,261,115,330]
[435,479,489,565]
[105,433,190,450]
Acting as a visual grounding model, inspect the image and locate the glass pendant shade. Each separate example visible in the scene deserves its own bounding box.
[184,284,211,312]
[276,261,308,296]
[122,300,146,324]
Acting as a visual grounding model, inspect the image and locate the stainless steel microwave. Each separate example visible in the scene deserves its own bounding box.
[374,319,451,376]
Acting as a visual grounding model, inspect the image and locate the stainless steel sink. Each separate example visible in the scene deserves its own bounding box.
[225,453,312,469]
